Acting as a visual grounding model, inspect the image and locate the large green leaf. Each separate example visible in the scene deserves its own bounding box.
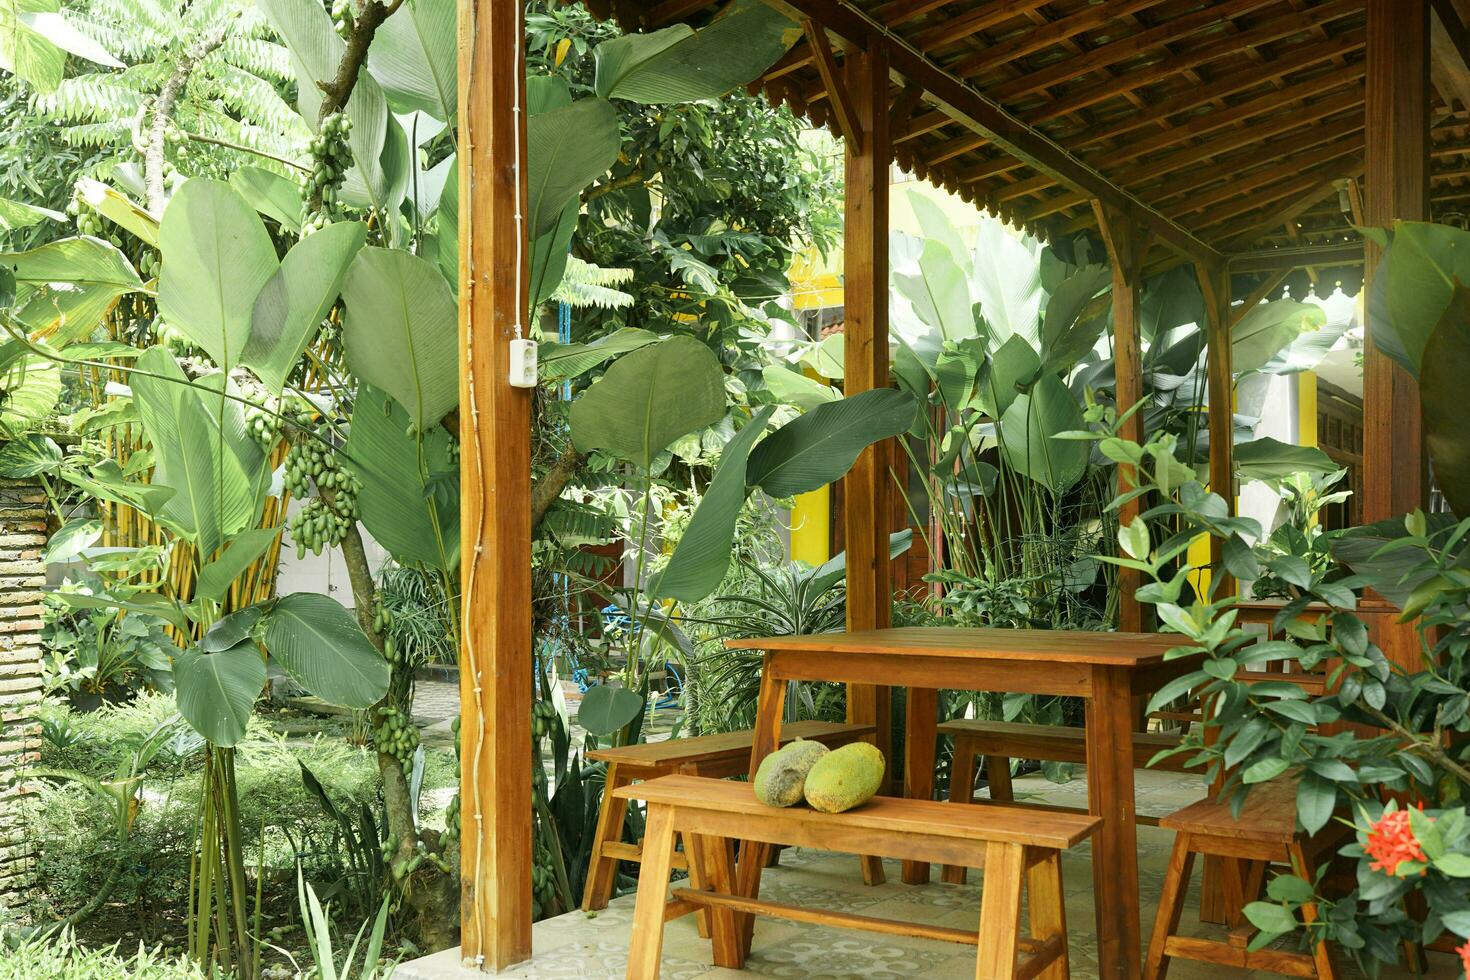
[129,347,262,556]
[746,388,918,499]
[1367,221,1470,376]
[529,199,579,311]
[1040,264,1111,371]
[593,0,799,104]
[263,593,389,708]
[653,406,775,602]
[894,238,975,341]
[527,98,620,238]
[1420,284,1470,518]
[368,0,455,120]
[75,178,159,247]
[978,334,1040,417]
[906,190,972,278]
[761,364,839,410]
[1231,299,1324,376]
[0,194,62,232]
[0,0,65,92]
[344,385,459,570]
[230,167,303,234]
[0,433,59,476]
[158,179,280,371]
[245,221,367,393]
[539,326,660,381]
[174,640,266,746]
[576,684,644,737]
[569,336,726,469]
[971,219,1043,350]
[806,529,914,596]
[58,459,176,519]
[1140,265,1203,343]
[1233,437,1337,483]
[340,246,458,430]
[0,354,59,436]
[196,526,283,603]
[0,235,142,343]
[999,374,1088,492]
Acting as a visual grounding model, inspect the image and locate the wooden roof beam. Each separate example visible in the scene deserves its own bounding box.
[1152,123,1367,212]
[769,0,1222,264]
[1028,1,1363,126]
[1213,159,1364,248]
[1431,0,1470,111]
[944,0,1170,79]
[1229,242,1364,272]
[803,20,863,149]
[986,0,1281,103]
[1178,142,1363,227]
[909,0,1054,52]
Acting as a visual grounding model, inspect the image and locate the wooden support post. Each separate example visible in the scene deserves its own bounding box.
[841,40,892,752]
[458,0,534,968]
[1364,0,1429,672]
[1093,203,1150,634]
[1196,261,1234,600]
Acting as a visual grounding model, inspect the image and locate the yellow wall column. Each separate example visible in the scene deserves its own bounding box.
[790,486,831,566]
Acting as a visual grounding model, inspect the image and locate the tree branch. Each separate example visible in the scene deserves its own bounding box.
[146,25,229,213]
[532,448,585,529]
[1359,703,1470,789]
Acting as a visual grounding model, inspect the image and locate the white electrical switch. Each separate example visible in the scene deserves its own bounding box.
[509,337,538,387]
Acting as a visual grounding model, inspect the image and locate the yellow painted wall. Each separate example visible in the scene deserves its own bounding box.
[789,487,831,566]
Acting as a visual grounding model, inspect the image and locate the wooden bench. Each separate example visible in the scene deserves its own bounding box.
[617,773,1099,980]
[1146,781,1336,980]
[938,719,1201,884]
[580,720,873,911]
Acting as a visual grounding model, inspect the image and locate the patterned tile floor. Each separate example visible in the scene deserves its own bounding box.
[399,768,1462,979]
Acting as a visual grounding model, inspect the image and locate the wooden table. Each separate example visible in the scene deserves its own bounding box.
[725,626,1201,980]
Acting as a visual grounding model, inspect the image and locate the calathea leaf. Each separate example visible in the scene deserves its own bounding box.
[366,0,456,121]
[527,98,619,238]
[0,235,143,344]
[745,388,918,499]
[653,407,776,602]
[340,246,459,430]
[245,220,367,394]
[998,374,1089,492]
[158,178,280,371]
[174,639,266,747]
[230,167,303,234]
[262,592,389,709]
[569,336,726,470]
[196,527,283,604]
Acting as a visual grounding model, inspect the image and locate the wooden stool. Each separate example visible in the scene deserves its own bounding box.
[939,719,1199,884]
[1146,781,1336,979]
[618,773,1098,980]
[580,720,873,911]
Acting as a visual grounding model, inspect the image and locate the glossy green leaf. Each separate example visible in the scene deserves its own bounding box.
[230,167,303,235]
[0,235,142,343]
[1367,221,1470,376]
[529,199,579,311]
[1040,264,1110,371]
[42,517,100,564]
[999,374,1089,492]
[746,388,918,499]
[0,354,59,437]
[653,407,775,602]
[1233,438,1338,483]
[527,98,619,238]
[978,335,1040,417]
[0,194,62,233]
[0,0,66,92]
[0,432,59,476]
[158,179,279,371]
[593,0,798,104]
[367,0,455,120]
[576,684,644,737]
[569,336,725,470]
[1231,299,1325,376]
[174,640,265,746]
[894,238,974,341]
[539,326,660,381]
[75,178,159,247]
[245,220,367,393]
[761,364,839,410]
[263,592,389,708]
[972,219,1043,350]
[344,385,459,570]
[1419,283,1470,518]
[341,246,459,430]
[196,527,282,603]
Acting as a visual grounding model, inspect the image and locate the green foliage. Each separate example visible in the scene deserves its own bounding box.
[0,930,206,980]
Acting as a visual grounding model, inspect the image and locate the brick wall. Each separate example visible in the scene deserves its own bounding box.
[0,479,45,904]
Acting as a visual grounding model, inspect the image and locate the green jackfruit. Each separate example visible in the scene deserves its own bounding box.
[753,739,830,807]
[803,741,885,813]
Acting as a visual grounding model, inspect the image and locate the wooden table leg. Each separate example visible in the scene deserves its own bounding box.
[734,654,786,956]
[583,761,634,911]
[1088,666,1142,980]
[626,804,676,980]
[902,686,938,884]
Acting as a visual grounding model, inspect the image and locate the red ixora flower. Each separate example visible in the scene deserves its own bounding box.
[1455,937,1470,979]
[1364,806,1428,877]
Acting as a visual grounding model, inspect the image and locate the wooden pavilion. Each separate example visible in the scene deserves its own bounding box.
[455,0,1454,973]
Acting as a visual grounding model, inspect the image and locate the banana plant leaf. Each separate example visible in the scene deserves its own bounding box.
[527,98,619,239]
[340,246,459,430]
[1420,283,1470,517]
[75,178,159,246]
[0,355,60,437]
[906,189,972,278]
[653,406,776,602]
[745,388,918,499]
[344,384,459,571]
[592,0,798,104]
[999,374,1088,492]
[230,167,302,234]
[805,528,914,596]
[761,364,839,410]
[894,238,975,341]
[1366,221,1470,377]
[366,0,455,121]
[539,326,660,381]
[569,335,726,470]
[196,527,283,603]
[1040,263,1110,372]
[970,219,1043,350]
[158,178,280,372]
[1231,299,1325,376]
[246,220,367,393]
[0,235,143,344]
[976,334,1040,418]
[174,639,266,746]
[1233,437,1337,483]
[262,592,390,709]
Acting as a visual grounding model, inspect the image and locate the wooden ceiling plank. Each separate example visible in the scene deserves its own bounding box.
[909,0,1053,51]
[1211,158,1364,247]
[1153,119,1367,210]
[1031,4,1363,127]
[1230,243,1364,273]
[945,0,1169,79]
[960,154,1027,183]
[1431,0,1470,112]
[1179,143,1363,225]
[987,0,1281,103]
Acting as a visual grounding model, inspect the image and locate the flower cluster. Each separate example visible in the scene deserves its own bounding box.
[1364,807,1429,877]
[1456,938,1469,980]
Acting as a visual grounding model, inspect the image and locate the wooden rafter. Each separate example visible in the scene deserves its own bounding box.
[804,19,863,149]
[1230,242,1364,272]
[946,0,1169,79]
[909,0,1052,52]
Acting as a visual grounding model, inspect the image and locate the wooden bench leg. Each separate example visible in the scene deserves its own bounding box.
[626,804,677,980]
[1026,849,1069,980]
[691,833,744,970]
[1144,832,1195,980]
[985,754,1014,802]
[975,841,1025,980]
[1290,840,1338,980]
[941,735,979,885]
[902,687,939,885]
[584,761,633,912]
